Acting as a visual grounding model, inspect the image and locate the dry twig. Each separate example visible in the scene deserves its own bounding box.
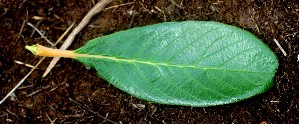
[0,57,45,105]
[42,0,114,78]
[274,39,287,56]
[69,98,117,124]
[26,85,51,97]
[27,22,54,46]
[169,0,184,9]
[104,2,134,10]
[14,60,36,68]
[45,112,57,124]
[19,20,26,35]
[0,23,75,105]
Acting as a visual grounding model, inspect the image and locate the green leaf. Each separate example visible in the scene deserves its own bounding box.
[75,21,278,107]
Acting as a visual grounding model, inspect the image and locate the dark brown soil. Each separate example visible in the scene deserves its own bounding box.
[1,0,298,123]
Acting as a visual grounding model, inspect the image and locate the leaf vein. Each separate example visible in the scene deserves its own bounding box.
[77,54,272,74]
[132,23,184,58]
[217,47,263,67]
[164,28,221,63]
[131,63,174,101]
[182,69,229,98]
[193,33,242,65]
[155,66,199,101]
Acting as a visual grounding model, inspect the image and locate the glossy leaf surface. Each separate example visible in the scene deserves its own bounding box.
[75,21,278,107]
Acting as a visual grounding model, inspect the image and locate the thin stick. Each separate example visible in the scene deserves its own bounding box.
[0,23,74,105]
[26,85,50,97]
[45,112,56,124]
[0,57,45,104]
[273,39,287,56]
[19,20,26,35]
[128,6,135,28]
[64,114,83,118]
[18,84,35,89]
[169,0,184,9]
[6,109,17,118]
[50,82,67,91]
[42,0,114,78]
[14,60,36,68]
[104,2,134,10]
[30,21,41,38]
[69,98,117,124]
[54,22,75,46]
[27,22,54,47]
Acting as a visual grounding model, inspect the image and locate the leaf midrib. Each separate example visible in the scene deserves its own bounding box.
[75,53,271,74]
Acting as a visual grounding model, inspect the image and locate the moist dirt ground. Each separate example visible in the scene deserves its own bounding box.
[0,0,298,123]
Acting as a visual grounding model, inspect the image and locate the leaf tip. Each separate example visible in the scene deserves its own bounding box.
[25,45,38,55]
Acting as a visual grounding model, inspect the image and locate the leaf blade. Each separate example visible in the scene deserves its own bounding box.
[75,21,278,107]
